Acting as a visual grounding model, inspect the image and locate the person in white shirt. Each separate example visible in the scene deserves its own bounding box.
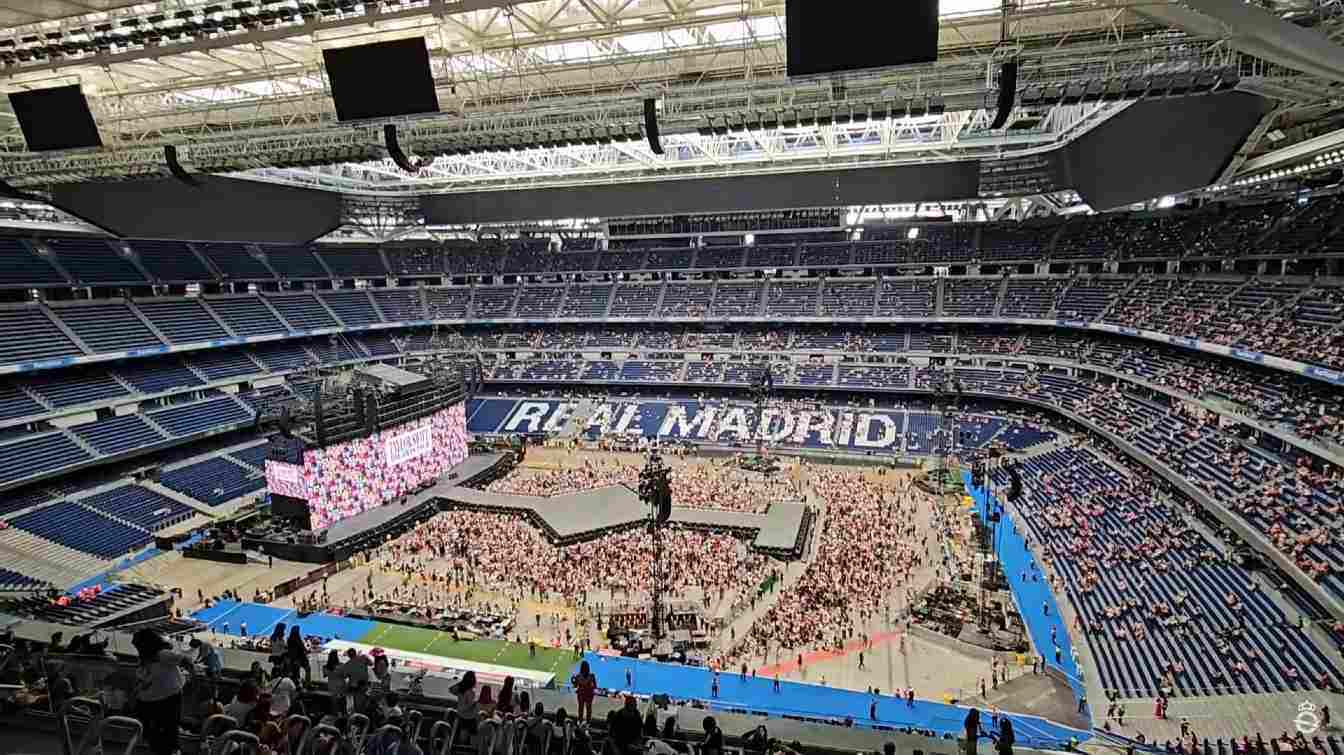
[133,629,192,755]
[269,673,299,717]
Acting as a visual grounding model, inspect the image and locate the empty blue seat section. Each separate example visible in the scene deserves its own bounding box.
[473,287,517,317]
[71,413,164,455]
[80,484,195,531]
[0,486,57,518]
[201,243,272,279]
[189,349,259,380]
[161,456,264,506]
[0,308,83,365]
[31,369,130,408]
[385,246,443,277]
[229,444,267,468]
[135,299,229,343]
[425,287,471,318]
[0,238,65,285]
[515,286,564,317]
[148,398,253,437]
[0,567,40,589]
[356,332,400,355]
[260,245,329,279]
[0,432,91,485]
[205,296,286,336]
[317,246,388,277]
[467,399,517,433]
[251,342,313,371]
[267,294,338,330]
[11,500,152,558]
[369,289,423,320]
[116,360,202,393]
[321,290,382,325]
[0,384,44,421]
[129,239,214,281]
[560,286,611,317]
[47,237,145,283]
[309,339,361,365]
[54,304,163,352]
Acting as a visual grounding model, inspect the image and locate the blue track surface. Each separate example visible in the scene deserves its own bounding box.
[191,600,377,642]
[964,472,1090,725]
[576,654,1087,748]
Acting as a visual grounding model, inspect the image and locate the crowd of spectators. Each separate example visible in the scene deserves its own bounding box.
[362,510,772,616]
[725,469,924,666]
[486,456,803,515]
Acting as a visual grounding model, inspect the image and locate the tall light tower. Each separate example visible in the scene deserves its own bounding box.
[638,451,672,640]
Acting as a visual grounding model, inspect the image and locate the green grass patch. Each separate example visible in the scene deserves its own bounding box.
[356,622,576,676]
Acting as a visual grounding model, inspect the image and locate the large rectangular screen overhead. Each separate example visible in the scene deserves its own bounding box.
[322,37,440,122]
[8,84,102,152]
[786,0,939,77]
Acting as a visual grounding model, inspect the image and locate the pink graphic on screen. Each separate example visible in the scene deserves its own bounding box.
[265,459,306,499]
[303,403,469,531]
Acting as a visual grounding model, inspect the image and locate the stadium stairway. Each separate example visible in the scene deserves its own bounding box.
[139,480,221,518]
[0,527,110,587]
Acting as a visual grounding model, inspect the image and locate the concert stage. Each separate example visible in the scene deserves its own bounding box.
[245,453,508,563]
[428,482,813,557]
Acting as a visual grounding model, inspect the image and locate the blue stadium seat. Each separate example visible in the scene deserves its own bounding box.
[424,287,471,319]
[0,238,66,286]
[201,243,273,280]
[52,304,164,353]
[260,245,329,279]
[316,246,387,278]
[70,414,165,455]
[135,299,229,343]
[250,342,315,371]
[79,484,195,531]
[31,369,131,408]
[205,296,287,336]
[160,456,265,506]
[0,432,91,486]
[115,359,203,393]
[10,500,152,559]
[0,308,84,365]
[189,349,261,380]
[46,237,146,284]
[147,397,253,437]
[472,286,518,318]
[128,239,214,282]
[369,288,424,321]
[266,293,339,330]
[0,383,44,421]
[320,290,383,326]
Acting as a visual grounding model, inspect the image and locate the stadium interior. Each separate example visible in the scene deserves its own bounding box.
[2,1,1344,755]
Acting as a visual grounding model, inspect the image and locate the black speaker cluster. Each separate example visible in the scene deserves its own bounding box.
[698,98,946,136]
[1018,67,1239,108]
[428,123,644,157]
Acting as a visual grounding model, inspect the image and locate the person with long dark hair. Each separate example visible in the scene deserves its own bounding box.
[995,719,1015,755]
[571,661,596,723]
[964,708,984,755]
[452,670,480,740]
[287,625,310,684]
[132,629,192,755]
[269,623,287,673]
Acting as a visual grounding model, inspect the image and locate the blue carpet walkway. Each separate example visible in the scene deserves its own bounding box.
[575,654,1088,749]
[191,600,376,642]
[964,472,1088,717]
